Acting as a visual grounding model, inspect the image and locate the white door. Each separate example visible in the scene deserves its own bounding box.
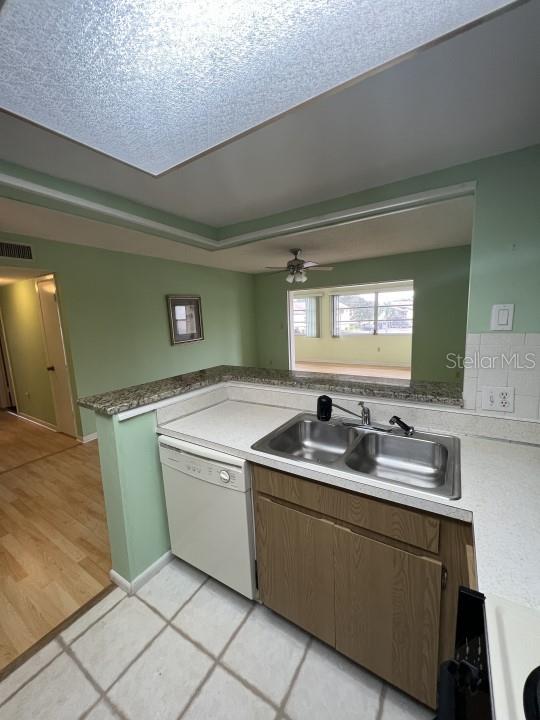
[0,310,16,409]
[37,278,78,437]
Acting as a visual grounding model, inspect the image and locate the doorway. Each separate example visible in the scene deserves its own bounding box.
[0,270,112,678]
[0,312,16,412]
[0,271,78,437]
[36,277,78,437]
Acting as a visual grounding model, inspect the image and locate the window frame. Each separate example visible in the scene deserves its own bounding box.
[292,295,320,338]
[332,287,413,337]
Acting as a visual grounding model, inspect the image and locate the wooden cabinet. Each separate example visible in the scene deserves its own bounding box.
[253,464,476,709]
[334,526,442,706]
[255,496,335,644]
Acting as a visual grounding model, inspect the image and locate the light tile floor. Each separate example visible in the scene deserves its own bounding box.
[0,559,435,720]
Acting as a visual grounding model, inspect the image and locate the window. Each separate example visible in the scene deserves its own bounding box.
[332,293,375,335]
[376,290,414,334]
[293,296,319,337]
[332,288,413,336]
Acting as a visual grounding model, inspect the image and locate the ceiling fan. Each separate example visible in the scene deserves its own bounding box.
[266,249,334,284]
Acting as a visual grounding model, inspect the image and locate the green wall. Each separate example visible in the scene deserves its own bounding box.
[0,278,56,425]
[256,245,471,383]
[0,233,257,436]
[96,412,169,581]
[466,146,540,332]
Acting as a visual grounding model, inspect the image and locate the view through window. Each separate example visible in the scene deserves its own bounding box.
[332,289,414,336]
[290,281,413,380]
[292,296,319,337]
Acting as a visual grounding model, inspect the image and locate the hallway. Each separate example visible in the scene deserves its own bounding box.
[0,413,111,676]
[0,412,79,473]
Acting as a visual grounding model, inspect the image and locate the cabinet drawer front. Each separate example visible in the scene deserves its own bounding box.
[334,526,442,708]
[253,465,440,553]
[255,495,335,645]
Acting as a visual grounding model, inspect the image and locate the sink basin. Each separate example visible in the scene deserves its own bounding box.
[345,432,448,489]
[252,413,460,500]
[260,415,358,464]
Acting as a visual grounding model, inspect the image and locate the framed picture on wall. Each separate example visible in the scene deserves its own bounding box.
[166,295,204,345]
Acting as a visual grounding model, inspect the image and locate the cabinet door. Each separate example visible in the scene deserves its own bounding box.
[255,495,335,645]
[334,526,442,708]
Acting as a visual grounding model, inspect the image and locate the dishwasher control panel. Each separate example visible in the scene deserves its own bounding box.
[159,439,249,491]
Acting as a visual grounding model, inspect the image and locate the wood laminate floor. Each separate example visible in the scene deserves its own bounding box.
[0,415,111,675]
[0,412,79,473]
[294,361,411,380]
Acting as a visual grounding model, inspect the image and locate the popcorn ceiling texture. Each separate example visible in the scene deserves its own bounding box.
[0,0,514,174]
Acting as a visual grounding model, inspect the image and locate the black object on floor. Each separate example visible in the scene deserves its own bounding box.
[436,587,492,719]
[524,667,540,720]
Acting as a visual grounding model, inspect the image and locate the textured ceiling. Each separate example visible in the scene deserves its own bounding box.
[0,0,519,174]
[0,0,537,227]
[0,195,473,273]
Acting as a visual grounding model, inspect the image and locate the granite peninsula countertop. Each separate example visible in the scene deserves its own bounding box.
[78,365,463,416]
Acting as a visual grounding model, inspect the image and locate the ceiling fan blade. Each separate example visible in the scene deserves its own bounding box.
[265,266,288,270]
[309,266,334,271]
[302,260,319,268]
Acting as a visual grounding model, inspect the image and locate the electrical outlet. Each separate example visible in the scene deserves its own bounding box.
[481,386,514,412]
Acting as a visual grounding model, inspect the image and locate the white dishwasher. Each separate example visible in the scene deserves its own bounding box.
[158,435,257,599]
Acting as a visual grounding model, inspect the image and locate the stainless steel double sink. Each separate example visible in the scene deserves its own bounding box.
[251,413,461,500]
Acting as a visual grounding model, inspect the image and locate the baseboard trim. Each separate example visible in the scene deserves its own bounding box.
[16,412,58,432]
[109,551,172,595]
[109,570,132,594]
[79,432,98,443]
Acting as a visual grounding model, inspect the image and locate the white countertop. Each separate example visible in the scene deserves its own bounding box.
[486,595,540,720]
[158,398,540,719]
[158,399,540,611]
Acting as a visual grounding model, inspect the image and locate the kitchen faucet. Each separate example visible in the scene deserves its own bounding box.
[317,395,415,435]
[316,395,371,426]
[389,415,415,436]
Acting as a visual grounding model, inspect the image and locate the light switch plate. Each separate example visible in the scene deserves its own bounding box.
[481,386,515,412]
[490,304,514,331]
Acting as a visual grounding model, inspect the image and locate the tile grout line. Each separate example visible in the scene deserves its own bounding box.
[209,606,313,718]
[105,591,311,720]
[2,570,327,720]
[175,602,258,720]
[275,635,312,718]
[165,598,292,715]
[0,589,128,710]
[63,591,128,647]
[97,578,213,700]
[375,682,387,720]
[216,661,282,713]
[78,692,126,720]
[0,643,64,710]
[0,581,132,711]
[60,639,129,720]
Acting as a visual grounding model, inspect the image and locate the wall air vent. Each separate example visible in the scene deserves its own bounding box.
[0,241,33,260]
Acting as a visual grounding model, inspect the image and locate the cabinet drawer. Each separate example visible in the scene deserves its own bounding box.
[253,464,440,553]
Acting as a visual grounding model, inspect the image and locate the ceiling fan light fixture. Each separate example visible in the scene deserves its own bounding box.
[276,249,331,282]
